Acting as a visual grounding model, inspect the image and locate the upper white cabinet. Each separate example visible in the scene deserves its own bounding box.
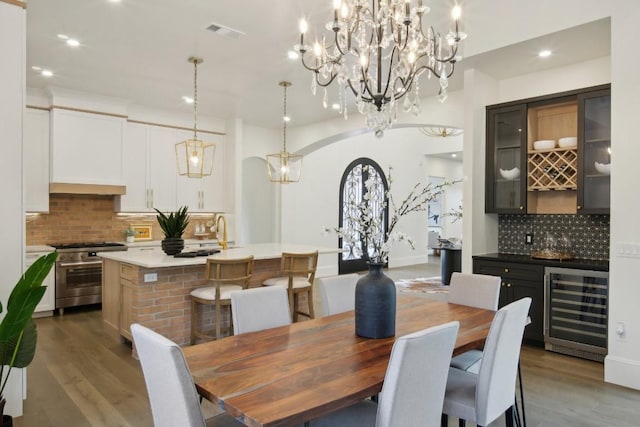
[117,123,224,213]
[50,108,125,185]
[148,126,179,212]
[117,123,177,212]
[118,122,149,211]
[175,130,225,213]
[24,108,50,212]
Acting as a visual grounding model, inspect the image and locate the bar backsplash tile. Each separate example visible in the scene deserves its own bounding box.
[498,214,610,260]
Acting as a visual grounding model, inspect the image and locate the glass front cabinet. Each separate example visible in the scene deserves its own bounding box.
[485,104,527,213]
[485,84,610,215]
[578,89,611,214]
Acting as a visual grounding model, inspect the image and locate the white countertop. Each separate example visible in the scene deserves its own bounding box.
[98,243,341,269]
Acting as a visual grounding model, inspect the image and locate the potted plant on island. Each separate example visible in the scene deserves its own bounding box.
[0,252,57,426]
[155,205,190,255]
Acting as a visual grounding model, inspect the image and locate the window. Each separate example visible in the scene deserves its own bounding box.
[338,158,389,273]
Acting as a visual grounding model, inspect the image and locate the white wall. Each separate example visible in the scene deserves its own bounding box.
[0,1,26,417]
[604,1,640,390]
[241,156,275,244]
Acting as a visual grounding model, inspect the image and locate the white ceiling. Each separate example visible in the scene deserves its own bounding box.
[25,1,611,129]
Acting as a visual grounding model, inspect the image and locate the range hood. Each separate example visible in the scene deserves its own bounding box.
[49,183,126,195]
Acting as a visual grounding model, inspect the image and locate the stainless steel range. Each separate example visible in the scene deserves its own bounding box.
[51,242,127,314]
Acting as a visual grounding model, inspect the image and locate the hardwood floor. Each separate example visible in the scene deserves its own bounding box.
[16,262,640,426]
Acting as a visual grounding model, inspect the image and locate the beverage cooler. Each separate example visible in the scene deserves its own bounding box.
[544,267,609,362]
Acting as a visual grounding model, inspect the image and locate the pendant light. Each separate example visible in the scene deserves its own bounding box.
[419,126,463,138]
[176,56,215,178]
[267,81,303,183]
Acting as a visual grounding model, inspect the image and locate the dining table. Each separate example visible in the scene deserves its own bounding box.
[183,293,495,427]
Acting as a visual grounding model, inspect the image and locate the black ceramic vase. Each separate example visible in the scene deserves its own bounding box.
[355,263,396,339]
[161,237,184,255]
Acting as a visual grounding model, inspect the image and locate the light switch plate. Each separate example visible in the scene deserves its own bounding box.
[525,233,534,245]
[617,243,640,258]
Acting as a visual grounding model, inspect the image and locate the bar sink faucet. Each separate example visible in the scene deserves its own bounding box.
[216,215,228,250]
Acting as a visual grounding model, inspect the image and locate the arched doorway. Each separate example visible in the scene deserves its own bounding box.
[338,158,389,273]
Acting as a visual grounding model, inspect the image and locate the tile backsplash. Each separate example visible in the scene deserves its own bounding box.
[26,194,215,245]
[498,214,610,260]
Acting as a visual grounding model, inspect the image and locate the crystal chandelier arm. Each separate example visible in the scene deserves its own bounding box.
[389,13,411,52]
[422,24,461,65]
[379,44,400,105]
[412,56,456,79]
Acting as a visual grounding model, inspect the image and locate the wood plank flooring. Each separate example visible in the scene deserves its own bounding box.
[15,261,640,426]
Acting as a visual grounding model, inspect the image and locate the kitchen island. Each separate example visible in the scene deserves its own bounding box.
[100,243,341,349]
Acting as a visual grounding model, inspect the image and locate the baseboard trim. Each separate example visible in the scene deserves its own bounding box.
[604,354,640,391]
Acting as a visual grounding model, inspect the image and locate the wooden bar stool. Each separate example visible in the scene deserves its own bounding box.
[190,256,254,344]
[262,251,318,322]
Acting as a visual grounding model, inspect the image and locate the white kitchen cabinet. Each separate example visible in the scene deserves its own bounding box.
[26,251,55,316]
[175,130,225,212]
[50,108,125,185]
[147,126,178,211]
[117,123,177,212]
[24,108,50,212]
[118,122,149,211]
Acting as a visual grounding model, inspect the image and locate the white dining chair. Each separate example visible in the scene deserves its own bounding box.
[308,321,460,427]
[131,323,243,427]
[448,272,501,372]
[317,273,360,316]
[441,297,532,427]
[230,286,292,334]
[447,272,529,426]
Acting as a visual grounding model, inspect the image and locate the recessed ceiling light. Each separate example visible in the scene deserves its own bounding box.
[287,50,299,60]
[283,116,291,122]
[66,38,80,47]
[331,103,340,110]
[451,153,457,158]
[57,34,69,40]
[109,0,122,3]
[539,50,552,58]
[41,69,53,77]
[182,96,194,104]
[31,66,42,71]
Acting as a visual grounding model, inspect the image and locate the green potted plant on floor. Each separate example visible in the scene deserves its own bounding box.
[0,251,57,426]
[155,205,190,255]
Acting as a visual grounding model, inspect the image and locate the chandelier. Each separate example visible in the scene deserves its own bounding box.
[267,81,303,183]
[295,0,465,137]
[419,126,463,137]
[176,57,215,178]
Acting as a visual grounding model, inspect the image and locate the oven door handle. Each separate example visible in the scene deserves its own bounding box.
[58,260,103,268]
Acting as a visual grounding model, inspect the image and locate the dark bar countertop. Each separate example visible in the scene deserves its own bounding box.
[473,253,609,271]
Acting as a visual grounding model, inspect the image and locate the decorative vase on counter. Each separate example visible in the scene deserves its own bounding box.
[161,237,184,255]
[355,263,396,339]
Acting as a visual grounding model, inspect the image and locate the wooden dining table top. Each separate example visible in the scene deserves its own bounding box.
[183,294,495,427]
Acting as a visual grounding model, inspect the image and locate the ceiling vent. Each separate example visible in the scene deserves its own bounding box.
[206,23,245,39]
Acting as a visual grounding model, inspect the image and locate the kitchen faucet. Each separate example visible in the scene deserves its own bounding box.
[216,215,228,250]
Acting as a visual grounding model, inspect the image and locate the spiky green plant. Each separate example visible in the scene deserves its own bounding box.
[155,205,190,238]
[0,251,56,419]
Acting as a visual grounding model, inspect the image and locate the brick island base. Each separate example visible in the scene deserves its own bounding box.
[101,257,308,352]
